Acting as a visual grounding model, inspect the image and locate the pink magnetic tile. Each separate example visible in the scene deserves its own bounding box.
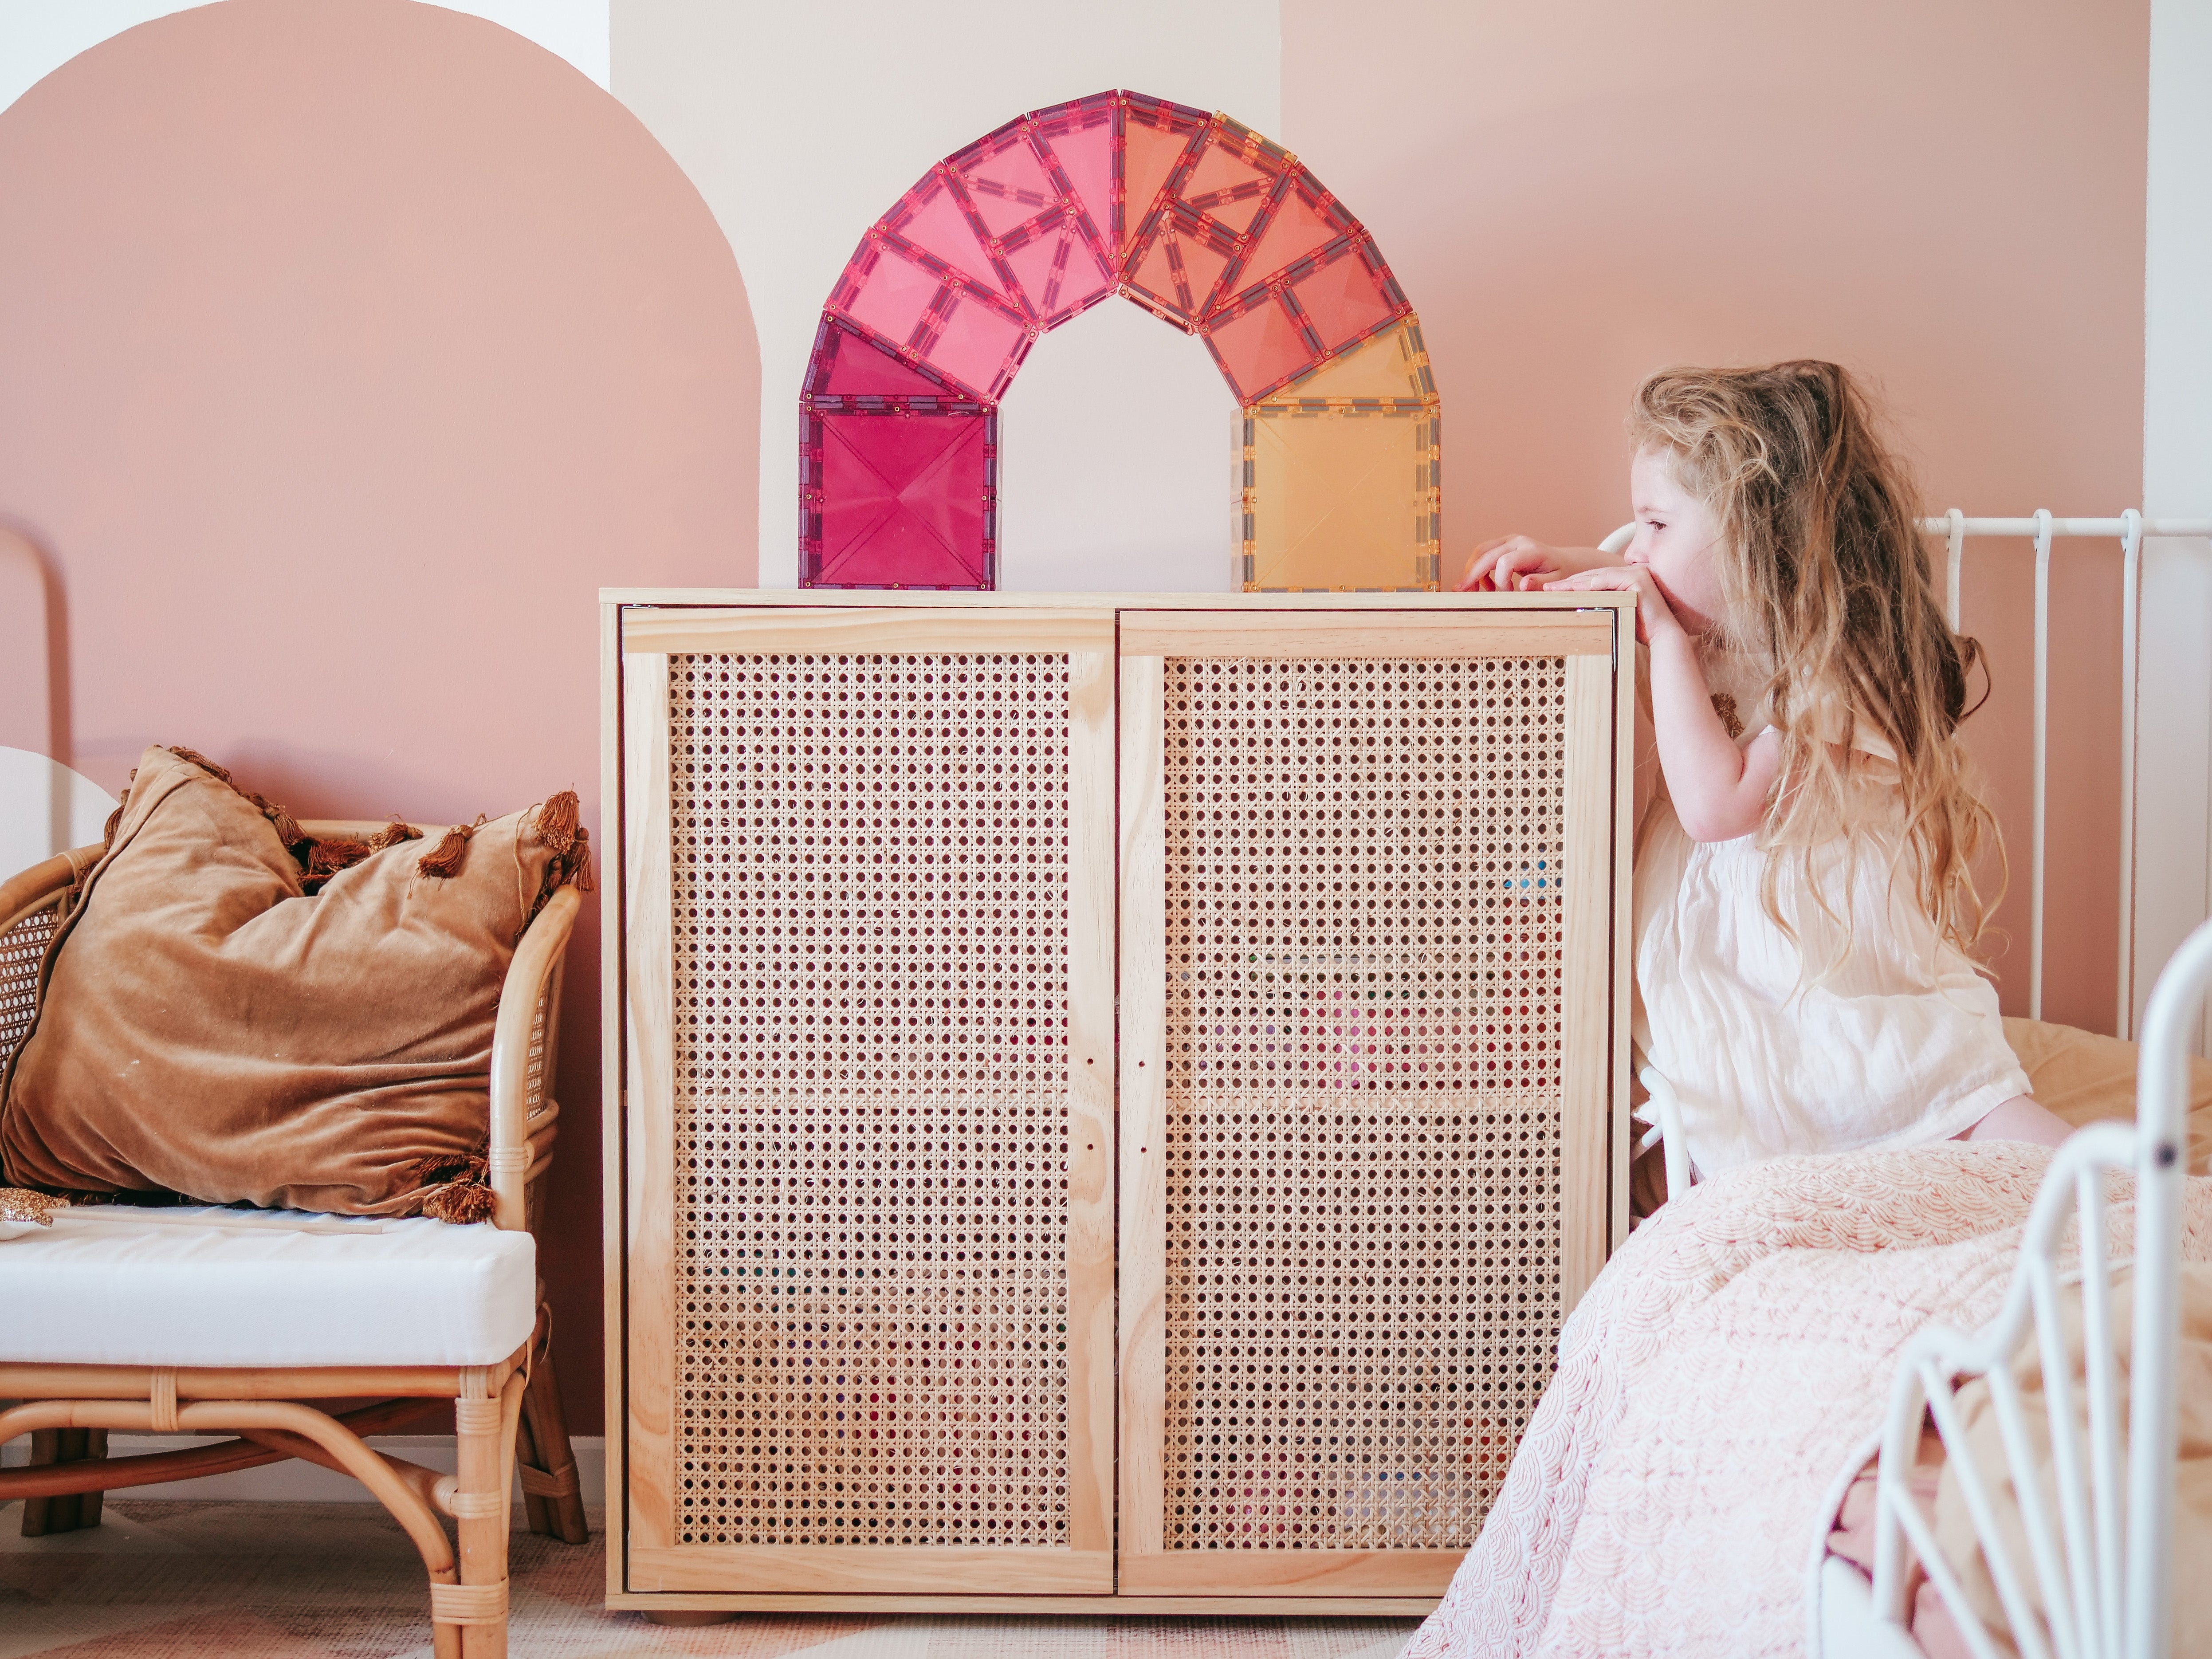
[886,173,1006,296]
[1036,106,1117,252]
[956,134,1057,240]
[815,413,990,588]
[1203,291,1319,403]
[921,289,1030,399]
[1222,174,1353,297]
[814,324,944,399]
[1289,244,1404,357]
[839,243,944,353]
[1002,217,1115,326]
[1120,116,1198,257]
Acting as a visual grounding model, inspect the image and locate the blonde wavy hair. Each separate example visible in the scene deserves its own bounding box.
[1630,360,2001,960]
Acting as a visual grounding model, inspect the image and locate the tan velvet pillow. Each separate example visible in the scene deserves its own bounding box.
[2004,1015,2212,1175]
[0,746,589,1219]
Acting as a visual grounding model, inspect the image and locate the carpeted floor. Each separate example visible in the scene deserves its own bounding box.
[0,1502,1422,1658]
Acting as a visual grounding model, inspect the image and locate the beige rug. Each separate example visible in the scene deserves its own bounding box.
[0,1502,1420,1658]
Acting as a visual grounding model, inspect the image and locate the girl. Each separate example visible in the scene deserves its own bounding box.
[1465,361,2069,1180]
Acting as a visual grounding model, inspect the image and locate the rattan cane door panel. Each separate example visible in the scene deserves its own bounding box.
[621,611,1117,1596]
[1116,611,1619,1597]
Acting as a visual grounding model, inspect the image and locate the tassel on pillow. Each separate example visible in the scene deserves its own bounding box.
[402,1151,495,1225]
[416,815,486,880]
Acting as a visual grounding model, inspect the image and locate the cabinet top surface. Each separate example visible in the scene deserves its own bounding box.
[601,589,1636,612]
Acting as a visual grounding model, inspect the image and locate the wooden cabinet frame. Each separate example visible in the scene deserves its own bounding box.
[603,591,1634,1616]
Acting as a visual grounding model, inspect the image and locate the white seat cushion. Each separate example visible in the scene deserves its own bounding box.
[0,1204,535,1367]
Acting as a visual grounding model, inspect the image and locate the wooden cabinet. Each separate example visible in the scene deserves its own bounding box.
[603,593,1632,1615]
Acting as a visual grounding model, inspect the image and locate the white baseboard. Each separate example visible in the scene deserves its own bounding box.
[1,1432,605,1506]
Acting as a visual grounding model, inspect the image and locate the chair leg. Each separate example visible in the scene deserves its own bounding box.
[444,1376,522,1659]
[20,1429,106,1537]
[515,1332,589,1545]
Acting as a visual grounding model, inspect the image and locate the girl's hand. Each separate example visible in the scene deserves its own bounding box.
[1544,564,1682,645]
[1458,536,1615,592]
[1552,566,1778,841]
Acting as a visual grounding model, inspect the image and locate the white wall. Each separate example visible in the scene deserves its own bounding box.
[611,0,1281,591]
[0,749,117,875]
[0,0,609,113]
[2136,0,2212,1040]
[996,298,1239,592]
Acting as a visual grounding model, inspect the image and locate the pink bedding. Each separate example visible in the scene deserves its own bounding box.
[1403,1146,2212,1659]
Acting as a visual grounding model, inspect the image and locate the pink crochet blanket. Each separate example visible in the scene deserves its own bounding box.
[1406,1145,2212,1659]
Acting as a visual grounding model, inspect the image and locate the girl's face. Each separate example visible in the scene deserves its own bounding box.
[1625,448,1725,635]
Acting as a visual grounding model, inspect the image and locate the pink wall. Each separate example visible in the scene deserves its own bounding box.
[1285,0,2150,1031]
[0,0,2154,1439]
[0,0,763,1432]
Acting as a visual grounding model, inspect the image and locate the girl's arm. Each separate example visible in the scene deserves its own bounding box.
[1547,566,1782,842]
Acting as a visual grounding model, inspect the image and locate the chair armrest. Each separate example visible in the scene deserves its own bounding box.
[489,884,581,1230]
[0,846,101,937]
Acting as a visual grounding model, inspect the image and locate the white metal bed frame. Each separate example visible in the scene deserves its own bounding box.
[1592,510,2209,1657]
[1820,914,2210,1659]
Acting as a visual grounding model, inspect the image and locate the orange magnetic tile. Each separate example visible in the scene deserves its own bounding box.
[1180,134,1281,236]
[1264,316,1429,405]
[1121,116,1198,257]
[1243,407,1441,591]
[1204,293,1319,404]
[1128,216,1234,326]
[1223,177,1352,297]
[1286,244,1403,358]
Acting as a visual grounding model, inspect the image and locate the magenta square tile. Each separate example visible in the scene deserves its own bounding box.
[805,411,993,589]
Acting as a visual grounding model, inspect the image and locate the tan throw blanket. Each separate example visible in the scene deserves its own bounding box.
[1404,1146,2212,1659]
[0,747,589,1219]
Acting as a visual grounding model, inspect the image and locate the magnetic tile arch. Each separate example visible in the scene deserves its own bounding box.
[801,90,1442,592]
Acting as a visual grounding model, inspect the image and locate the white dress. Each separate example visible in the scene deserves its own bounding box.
[1630,650,2029,1178]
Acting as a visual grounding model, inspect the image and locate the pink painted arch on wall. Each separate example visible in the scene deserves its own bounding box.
[799,89,1437,589]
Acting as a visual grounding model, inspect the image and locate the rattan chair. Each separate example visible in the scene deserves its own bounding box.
[0,823,589,1659]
